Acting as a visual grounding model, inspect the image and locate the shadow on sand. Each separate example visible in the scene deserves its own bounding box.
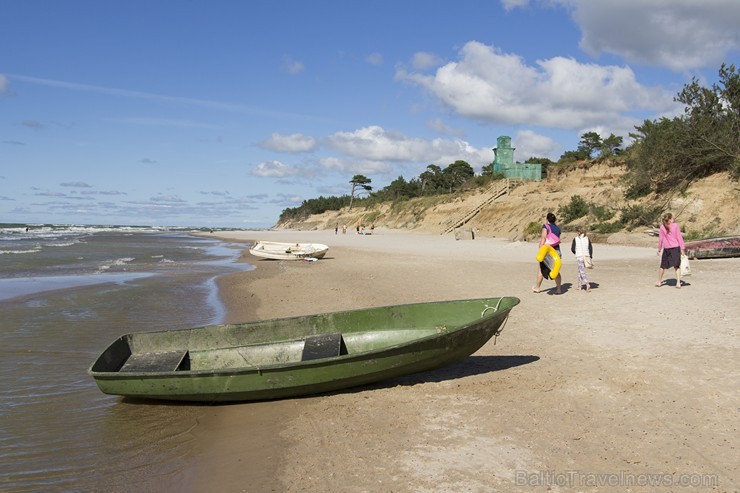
[354,354,540,390]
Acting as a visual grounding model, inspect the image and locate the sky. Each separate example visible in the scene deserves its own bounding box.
[1,0,738,228]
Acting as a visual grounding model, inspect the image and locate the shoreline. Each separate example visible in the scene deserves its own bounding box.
[210,228,656,323]
[189,228,738,492]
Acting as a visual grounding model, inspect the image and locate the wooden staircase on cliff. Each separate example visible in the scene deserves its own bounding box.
[441,179,513,235]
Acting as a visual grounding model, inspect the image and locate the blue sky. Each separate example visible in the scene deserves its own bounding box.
[1,0,738,228]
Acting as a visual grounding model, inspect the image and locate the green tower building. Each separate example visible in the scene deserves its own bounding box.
[492,135,542,181]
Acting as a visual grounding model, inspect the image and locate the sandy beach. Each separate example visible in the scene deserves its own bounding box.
[188,229,737,492]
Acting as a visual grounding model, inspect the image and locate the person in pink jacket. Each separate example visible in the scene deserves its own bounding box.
[656,212,686,288]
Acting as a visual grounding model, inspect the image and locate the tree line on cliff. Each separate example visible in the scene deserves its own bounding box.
[279,64,738,224]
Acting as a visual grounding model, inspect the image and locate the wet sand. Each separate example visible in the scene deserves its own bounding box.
[190,229,738,492]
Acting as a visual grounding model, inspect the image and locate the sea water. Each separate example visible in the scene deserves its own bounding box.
[0,224,253,491]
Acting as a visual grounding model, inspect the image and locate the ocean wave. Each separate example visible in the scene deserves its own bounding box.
[0,248,42,255]
[0,222,250,236]
[47,241,78,248]
[97,257,135,272]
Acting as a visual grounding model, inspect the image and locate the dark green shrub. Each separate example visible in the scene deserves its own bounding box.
[684,219,723,240]
[590,204,615,222]
[620,204,663,230]
[624,181,652,200]
[558,195,589,223]
[684,230,704,241]
[592,221,624,234]
[524,221,542,236]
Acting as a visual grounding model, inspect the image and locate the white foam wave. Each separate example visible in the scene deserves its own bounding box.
[0,248,42,255]
[47,241,77,248]
[97,257,135,273]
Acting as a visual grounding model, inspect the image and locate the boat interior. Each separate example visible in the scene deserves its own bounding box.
[99,328,445,373]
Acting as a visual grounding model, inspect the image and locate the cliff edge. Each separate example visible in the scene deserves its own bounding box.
[276,163,739,247]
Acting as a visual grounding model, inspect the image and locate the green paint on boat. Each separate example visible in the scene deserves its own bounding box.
[88,296,520,402]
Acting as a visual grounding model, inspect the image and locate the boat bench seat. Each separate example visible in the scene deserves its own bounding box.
[120,350,189,372]
[302,333,346,361]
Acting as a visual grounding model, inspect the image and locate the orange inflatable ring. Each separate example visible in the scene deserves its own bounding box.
[536,244,561,280]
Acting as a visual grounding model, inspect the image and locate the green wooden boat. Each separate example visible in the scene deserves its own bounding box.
[88,296,520,402]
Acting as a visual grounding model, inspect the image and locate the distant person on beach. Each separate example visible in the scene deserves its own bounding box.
[533,212,562,294]
[570,228,593,292]
[335,225,338,234]
[656,212,686,288]
[342,224,347,234]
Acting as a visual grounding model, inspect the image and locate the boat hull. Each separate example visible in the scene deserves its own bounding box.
[684,236,740,259]
[89,297,519,402]
[248,241,328,260]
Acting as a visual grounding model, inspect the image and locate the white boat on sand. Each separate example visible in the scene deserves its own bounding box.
[249,241,329,261]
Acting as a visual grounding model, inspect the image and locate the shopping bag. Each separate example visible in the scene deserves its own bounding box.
[680,254,691,276]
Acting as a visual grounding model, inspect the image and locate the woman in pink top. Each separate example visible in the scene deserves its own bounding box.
[656,212,686,288]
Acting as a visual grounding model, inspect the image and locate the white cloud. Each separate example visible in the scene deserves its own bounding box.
[35,191,66,197]
[366,52,383,65]
[324,126,492,170]
[508,0,740,71]
[411,52,443,70]
[151,194,186,203]
[511,130,562,159]
[425,117,466,137]
[319,156,393,175]
[271,193,303,205]
[201,191,231,197]
[60,181,92,188]
[252,160,306,178]
[572,0,740,71]
[501,0,531,11]
[22,120,43,129]
[0,74,7,92]
[282,56,305,75]
[325,126,430,161]
[259,132,317,153]
[396,41,677,130]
